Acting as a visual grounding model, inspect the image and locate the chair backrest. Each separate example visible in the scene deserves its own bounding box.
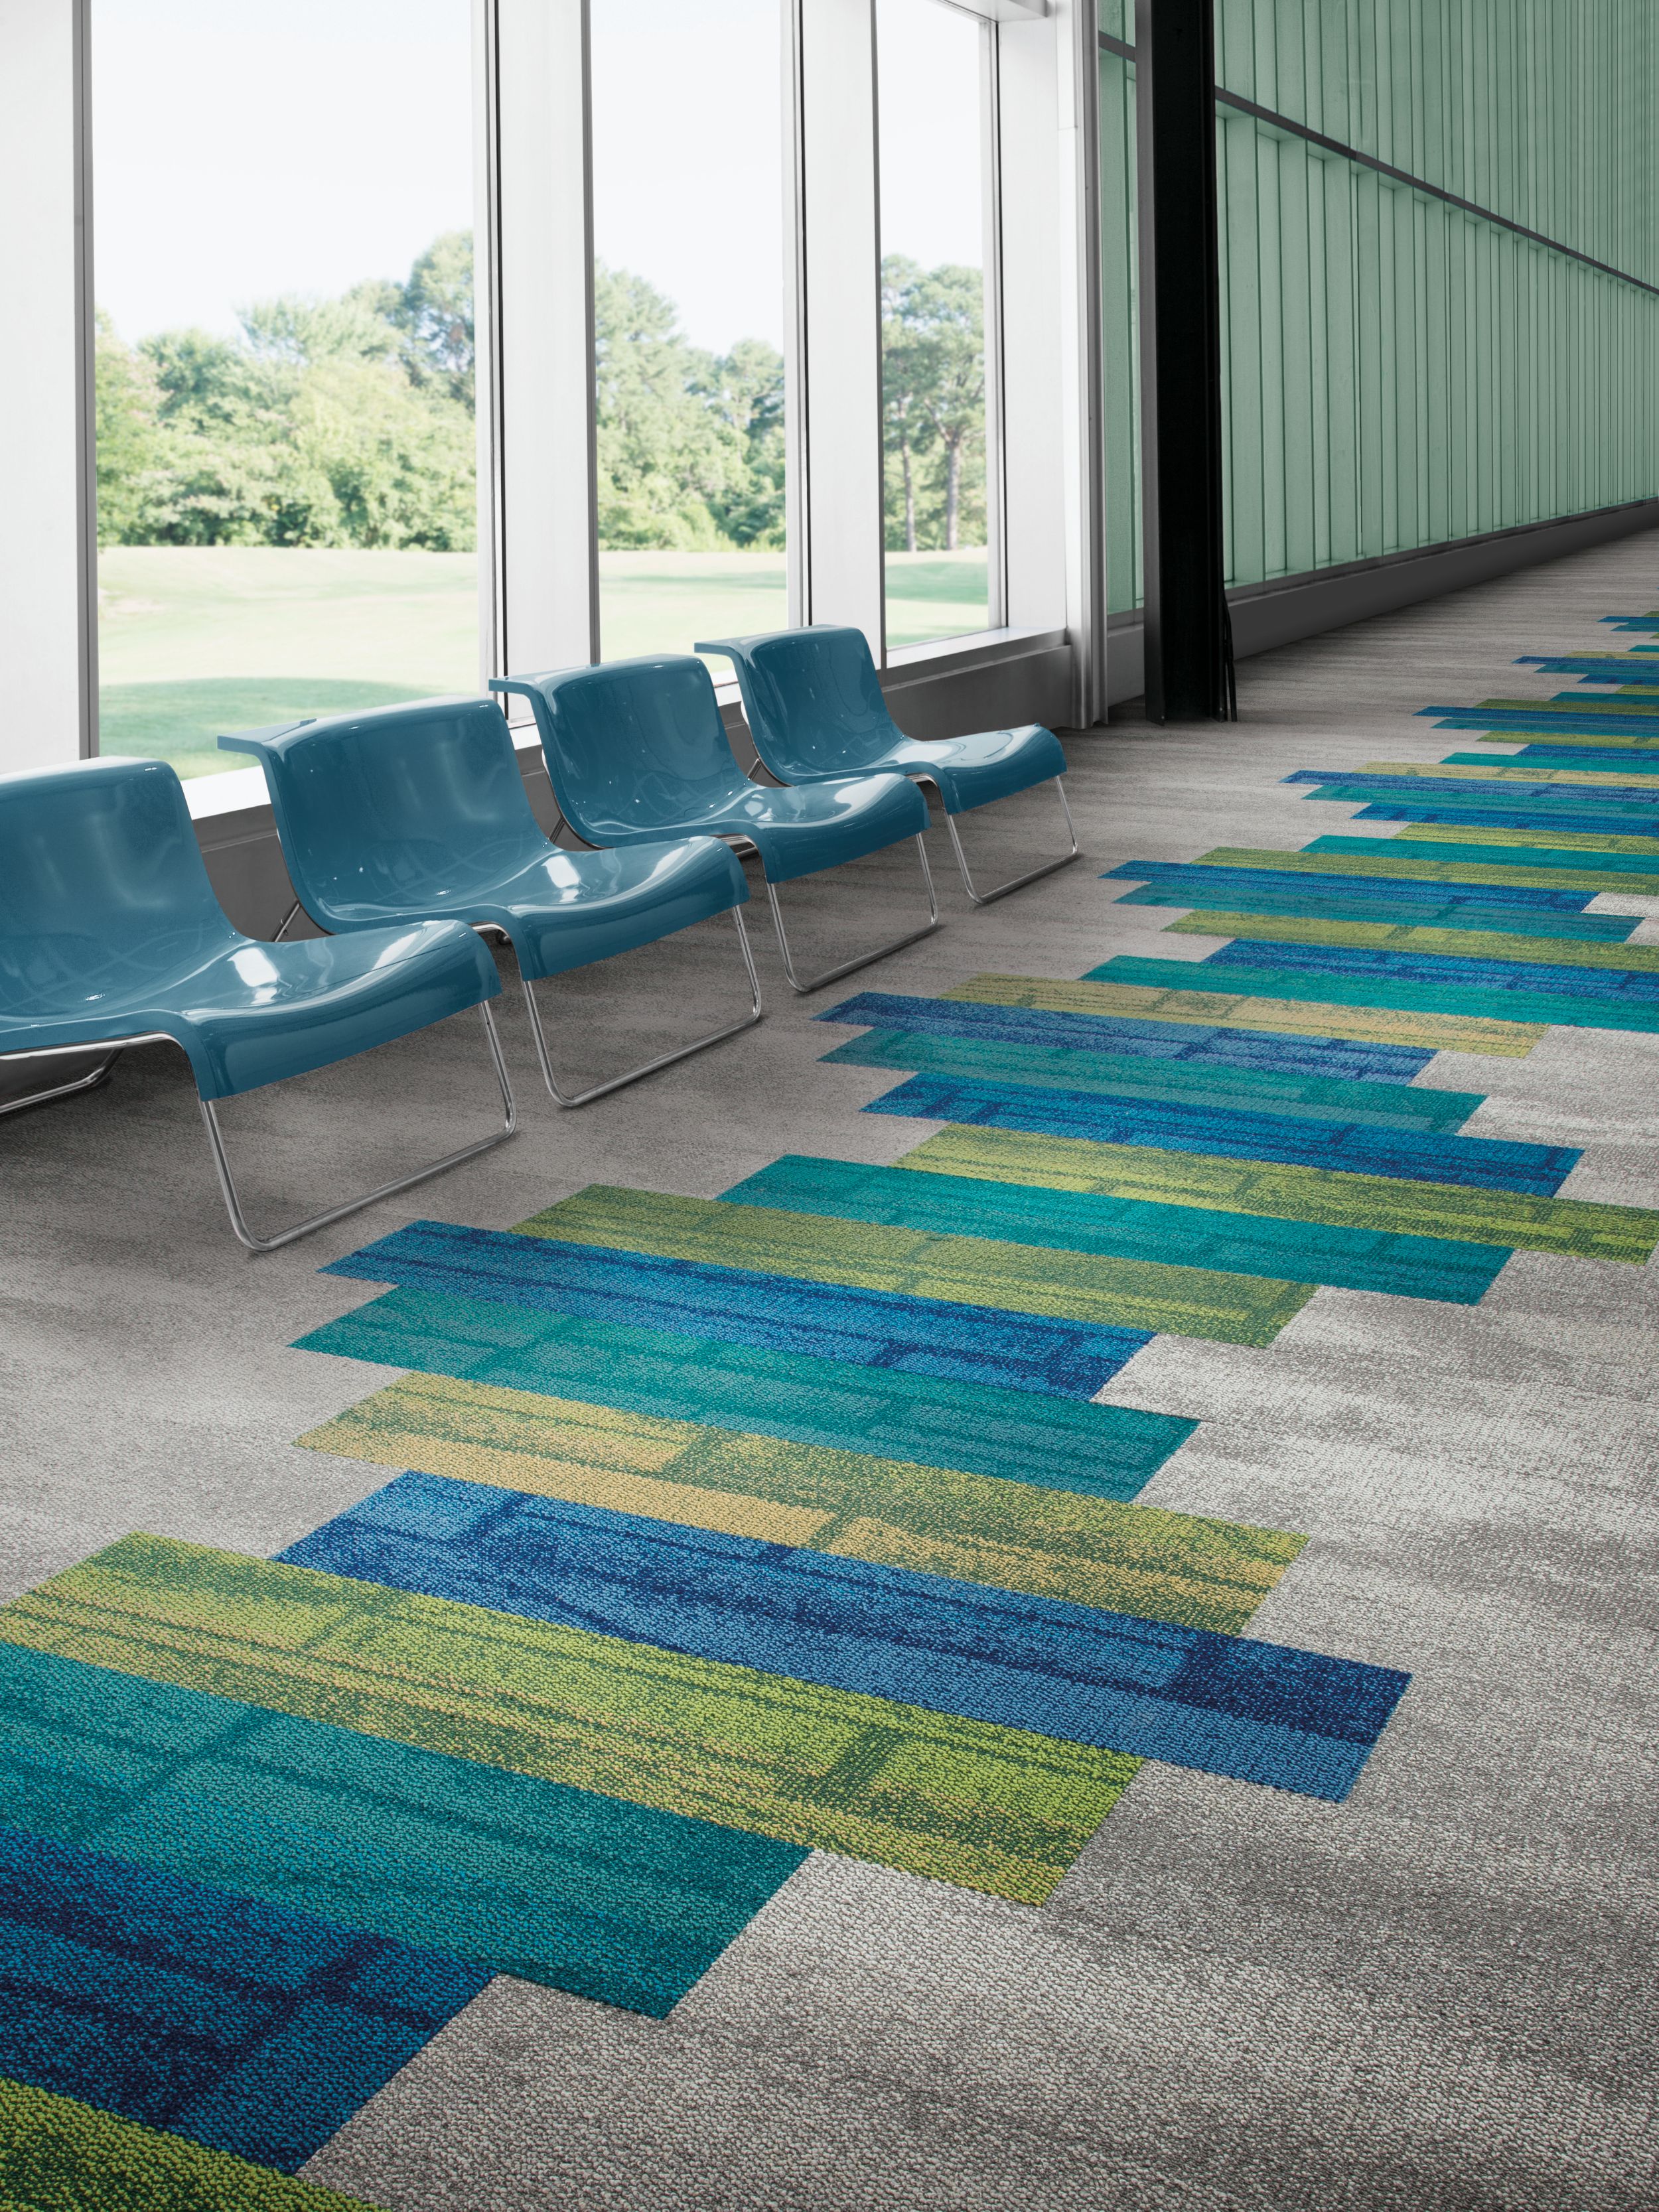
[492,657,751,845]
[701,626,901,783]
[220,697,549,927]
[0,758,233,1016]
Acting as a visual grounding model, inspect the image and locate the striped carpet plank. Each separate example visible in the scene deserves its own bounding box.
[722,1154,1511,1302]
[279,1474,1412,1803]
[942,973,1545,1056]
[1090,955,1659,1033]
[815,989,1442,1079]
[1200,845,1659,892]
[508,1186,1313,1348]
[299,1371,1304,1633]
[863,1074,1579,1196]
[1339,803,1659,837]
[895,1127,1659,1263]
[0,1641,804,2017]
[292,1289,1197,1501]
[1165,911,1659,972]
[323,1220,1156,1395]
[1442,748,1659,772]
[1358,759,1659,790]
[1413,709,1659,735]
[1,1537,1136,1907]
[1103,861,1601,910]
[0,2078,382,2212]
[1390,824,1659,855]
[1475,694,1659,716]
[1295,779,1659,819]
[817,1026,1482,1133]
[1471,726,1659,748]
[1110,883,1640,941]
[1192,941,1659,1013]
[0,1827,486,2174]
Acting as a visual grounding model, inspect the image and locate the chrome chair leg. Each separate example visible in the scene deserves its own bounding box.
[942,777,1080,906]
[522,905,764,1107]
[0,1050,123,1118]
[197,1001,518,1254]
[764,834,941,994]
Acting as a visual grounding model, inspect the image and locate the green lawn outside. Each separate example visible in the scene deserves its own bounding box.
[98,545,993,780]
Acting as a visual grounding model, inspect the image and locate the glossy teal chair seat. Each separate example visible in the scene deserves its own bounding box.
[697,624,1077,904]
[492,654,938,993]
[220,695,760,1102]
[0,756,513,1251]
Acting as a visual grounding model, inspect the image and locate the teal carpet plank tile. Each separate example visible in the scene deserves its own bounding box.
[719,1156,1512,1303]
[0,1645,804,2018]
[817,1028,1484,1133]
[1087,956,1659,1035]
[292,1287,1194,1500]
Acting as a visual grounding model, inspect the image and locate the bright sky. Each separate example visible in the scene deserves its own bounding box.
[92,0,983,356]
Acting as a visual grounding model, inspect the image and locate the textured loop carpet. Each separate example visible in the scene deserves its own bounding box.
[17,607,1659,2206]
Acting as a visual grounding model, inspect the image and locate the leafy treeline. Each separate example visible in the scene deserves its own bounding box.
[881,255,986,554]
[96,234,985,555]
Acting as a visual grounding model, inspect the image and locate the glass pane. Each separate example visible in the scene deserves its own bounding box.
[590,0,788,664]
[91,0,477,780]
[877,0,991,649]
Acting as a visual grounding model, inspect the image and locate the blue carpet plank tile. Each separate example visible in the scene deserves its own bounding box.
[814,990,1439,1080]
[322,1222,1150,1401]
[859,1073,1579,1196]
[1415,705,1659,733]
[1088,955,1659,1036]
[1453,748,1659,774]
[1100,861,1599,912]
[719,1156,1512,1304]
[1106,882,1638,942]
[1285,772,1659,811]
[1342,804,1659,837]
[1200,938,1659,1003]
[279,1473,1411,1804]
[292,1287,1194,1501]
[0,1644,805,2019]
[817,1028,1483,1133]
[0,1824,486,2174]
[1516,656,1659,682]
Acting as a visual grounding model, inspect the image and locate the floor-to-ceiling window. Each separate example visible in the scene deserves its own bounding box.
[876,0,994,649]
[589,0,788,666]
[90,0,477,780]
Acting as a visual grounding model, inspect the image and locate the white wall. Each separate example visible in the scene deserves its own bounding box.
[0,0,92,773]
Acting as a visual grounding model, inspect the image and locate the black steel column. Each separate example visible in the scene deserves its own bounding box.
[1135,0,1232,723]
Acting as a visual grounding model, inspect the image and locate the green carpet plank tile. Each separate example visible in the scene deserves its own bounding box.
[0,1640,802,2017]
[1272,841,1659,890]
[0,2078,383,2212]
[512,1184,1313,1349]
[293,1289,1195,1501]
[818,1026,1483,1133]
[1165,911,1659,973]
[943,972,1545,1056]
[1091,957,1659,1036]
[1473,728,1659,749]
[1110,882,1642,942]
[899,1127,1659,1263]
[725,1154,1511,1304]
[301,1372,1300,1633]
[1,1536,1134,1906]
[1394,823,1659,855]
[1358,758,1659,789]
[1473,697,1659,723]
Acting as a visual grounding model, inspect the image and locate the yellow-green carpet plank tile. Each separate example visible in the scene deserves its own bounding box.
[0,2079,384,2212]
[896,1127,1659,1265]
[298,1371,1304,1634]
[1473,727,1659,749]
[1190,846,1659,895]
[1394,823,1659,855]
[1357,758,1659,790]
[1474,695,1659,721]
[510,1184,1313,1349]
[0,1535,1137,1907]
[942,973,1545,1058]
[1164,911,1659,973]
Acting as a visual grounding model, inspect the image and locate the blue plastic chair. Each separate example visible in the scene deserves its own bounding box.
[697,624,1077,904]
[492,655,938,993]
[220,697,761,1105]
[0,756,514,1251]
